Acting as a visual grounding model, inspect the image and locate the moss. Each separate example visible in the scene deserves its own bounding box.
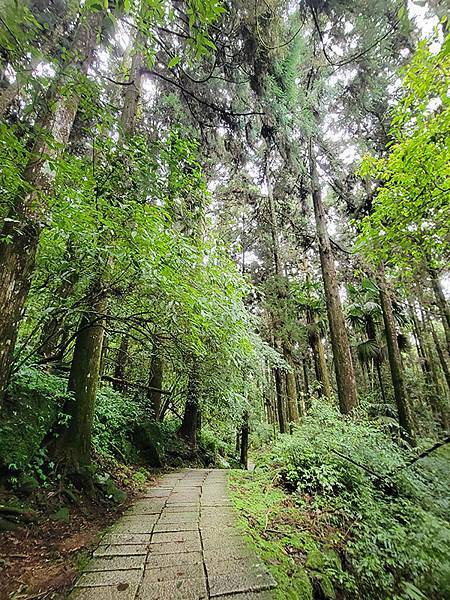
[0,368,69,470]
[229,469,314,600]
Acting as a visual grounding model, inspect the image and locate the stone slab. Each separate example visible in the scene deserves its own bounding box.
[153,522,198,533]
[143,562,204,582]
[147,540,201,554]
[85,555,145,572]
[76,569,142,588]
[208,568,277,597]
[136,577,208,599]
[102,533,151,545]
[93,544,148,557]
[151,530,200,544]
[69,584,139,600]
[145,551,203,569]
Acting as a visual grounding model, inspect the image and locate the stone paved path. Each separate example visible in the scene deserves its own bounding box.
[69,469,276,600]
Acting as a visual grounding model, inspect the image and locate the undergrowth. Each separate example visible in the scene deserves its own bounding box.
[229,400,450,600]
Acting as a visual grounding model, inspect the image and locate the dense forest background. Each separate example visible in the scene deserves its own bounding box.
[0,0,449,598]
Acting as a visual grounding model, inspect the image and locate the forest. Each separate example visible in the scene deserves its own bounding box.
[0,0,449,599]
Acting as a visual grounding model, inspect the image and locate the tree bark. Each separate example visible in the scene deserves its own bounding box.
[112,335,129,391]
[308,140,357,413]
[0,10,103,402]
[178,361,200,446]
[284,348,300,424]
[240,411,249,469]
[54,284,107,470]
[429,268,450,355]
[377,265,416,444]
[307,309,332,398]
[147,352,163,420]
[274,366,287,433]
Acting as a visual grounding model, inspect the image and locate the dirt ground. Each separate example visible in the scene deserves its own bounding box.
[0,498,128,600]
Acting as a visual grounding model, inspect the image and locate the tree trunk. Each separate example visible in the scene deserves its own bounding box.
[147,352,163,420]
[377,265,415,444]
[430,323,450,393]
[54,284,107,470]
[429,268,450,355]
[0,10,103,402]
[274,366,287,433]
[178,362,200,446]
[120,41,144,136]
[284,348,300,424]
[240,411,249,469]
[307,309,332,398]
[112,335,129,391]
[308,140,357,413]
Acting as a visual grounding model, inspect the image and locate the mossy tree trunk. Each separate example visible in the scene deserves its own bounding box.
[240,411,249,469]
[377,265,415,445]
[0,11,103,403]
[147,352,163,420]
[178,361,200,446]
[308,140,357,413]
[307,309,332,399]
[55,284,107,471]
[429,268,450,355]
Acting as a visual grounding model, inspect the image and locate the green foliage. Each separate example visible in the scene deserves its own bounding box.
[0,367,70,471]
[358,35,450,274]
[92,386,146,460]
[262,401,450,599]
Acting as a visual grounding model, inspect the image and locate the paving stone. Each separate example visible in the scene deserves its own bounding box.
[205,557,266,577]
[76,569,142,588]
[151,530,200,544]
[68,468,277,600]
[111,516,158,534]
[158,512,199,521]
[126,500,166,515]
[153,522,198,533]
[147,539,201,554]
[201,526,240,539]
[146,551,203,569]
[69,584,139,600]
[102,533,151,545]
[93,544,148,557]
[201,533,245,549]
[143,562,205,582]
[203,543,253,563]
[143,488,172,498]
[85,555,145,571]
[208,568,277,597]
[163,506,200,514]
[137,577,208,599]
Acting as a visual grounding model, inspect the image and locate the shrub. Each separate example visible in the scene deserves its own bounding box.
[0,367,70,471]
[267,400,450,599]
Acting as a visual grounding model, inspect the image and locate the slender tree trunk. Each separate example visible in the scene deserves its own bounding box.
[377,265,415,444]
[307,309,332,398]
[112,335,129,391]
[178,362,200,446]
[240,411,249,469]
[283,345,300,424]
[302,353,310,398]
[147,352,163,420]
[429,268,450,355]
[54,284,107,470]
[120,41,144,136]
[308,141,357,413]
[430,323,450,393]
[274,367,287,433]
[0,11,103,402]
